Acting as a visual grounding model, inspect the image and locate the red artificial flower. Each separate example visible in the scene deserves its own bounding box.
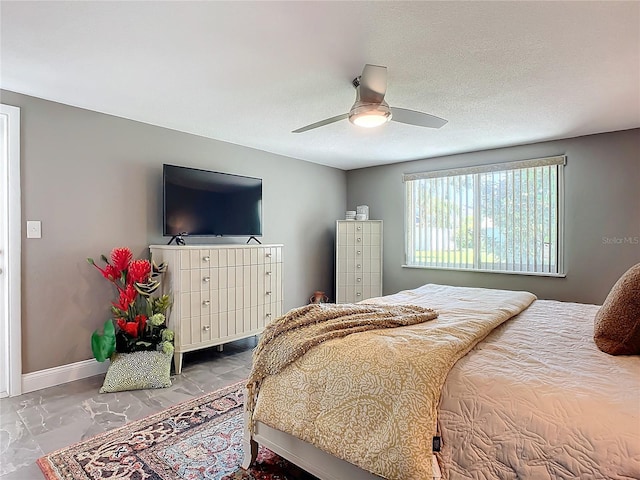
[127,259,151,285]
[91,263,119,283]
[113,284,137,312]
[134,314,147,336]
[111,247,133,274]
[117,318,139,338]
[102,264,120,282]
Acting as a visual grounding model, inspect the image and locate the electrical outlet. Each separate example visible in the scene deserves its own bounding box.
[26,220,42,239]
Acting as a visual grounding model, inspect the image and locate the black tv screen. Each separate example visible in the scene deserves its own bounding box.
[163,164,262,237]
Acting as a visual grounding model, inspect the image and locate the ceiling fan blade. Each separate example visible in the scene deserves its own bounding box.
[390,107,448,129]
[359,64,387,104]
[292,113,349,133]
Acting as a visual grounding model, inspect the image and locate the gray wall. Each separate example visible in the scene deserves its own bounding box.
[1,90,346,373]
[347,129,640,305]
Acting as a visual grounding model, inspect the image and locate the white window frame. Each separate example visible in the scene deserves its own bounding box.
[403,155,565,277]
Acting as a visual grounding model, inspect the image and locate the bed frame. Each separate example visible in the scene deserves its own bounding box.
[243,404,442,479]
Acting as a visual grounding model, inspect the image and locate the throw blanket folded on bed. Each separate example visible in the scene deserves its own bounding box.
[251,284,537,480]
[246,303,438,430]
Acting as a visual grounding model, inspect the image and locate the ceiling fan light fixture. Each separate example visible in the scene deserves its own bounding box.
[349,101,392,128]
[291,64,447,133]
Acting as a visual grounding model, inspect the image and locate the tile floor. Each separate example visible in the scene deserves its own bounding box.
[0,338,257,479]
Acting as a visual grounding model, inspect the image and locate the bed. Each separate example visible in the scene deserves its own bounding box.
[242,282,640,480]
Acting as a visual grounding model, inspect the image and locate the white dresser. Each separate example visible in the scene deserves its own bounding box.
[149,244,283,373]
[335,221,382,303]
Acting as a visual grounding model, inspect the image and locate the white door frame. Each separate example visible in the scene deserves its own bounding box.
[1,103,22,397]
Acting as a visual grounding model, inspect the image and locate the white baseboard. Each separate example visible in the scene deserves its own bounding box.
[22,358,109,394]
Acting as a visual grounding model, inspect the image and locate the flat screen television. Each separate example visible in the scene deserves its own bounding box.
[163,164,262,238]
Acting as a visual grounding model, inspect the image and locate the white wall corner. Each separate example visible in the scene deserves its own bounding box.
[21,358,108,395]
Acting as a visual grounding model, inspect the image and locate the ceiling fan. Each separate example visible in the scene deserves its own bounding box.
[292,64,448,133]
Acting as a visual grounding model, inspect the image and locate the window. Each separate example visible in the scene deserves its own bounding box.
[404,156,565,276]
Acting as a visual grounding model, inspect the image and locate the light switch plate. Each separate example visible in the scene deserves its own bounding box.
[26,220,41,239]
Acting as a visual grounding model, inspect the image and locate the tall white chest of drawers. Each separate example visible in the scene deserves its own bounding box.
[335,220,383,303]
[149,244,283,373]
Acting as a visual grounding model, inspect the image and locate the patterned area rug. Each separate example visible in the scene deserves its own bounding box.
[37,381,317,480]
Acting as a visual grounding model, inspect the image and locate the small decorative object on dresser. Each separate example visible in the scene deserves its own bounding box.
[356,204,369,220]
[345,210,356,220]
[149,244,283,373]
[335,220,382,303]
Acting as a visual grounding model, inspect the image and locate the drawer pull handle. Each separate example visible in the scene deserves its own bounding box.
[203,325,210,331]
[266,271,272,276]
[266,291,272,296]
[266,313,272,318]
[203,300,210,306]
[266,253,272,258]
[357,226,361,231]
[357,278,362,282]
[203,277,210,283]
[357,264,361,269]
[356,292,362,297]
[357,250,361,255]
[203,256,210,262]
[357,237,362,242]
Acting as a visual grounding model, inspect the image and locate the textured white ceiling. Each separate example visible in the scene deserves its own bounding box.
[1,1,639,170]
